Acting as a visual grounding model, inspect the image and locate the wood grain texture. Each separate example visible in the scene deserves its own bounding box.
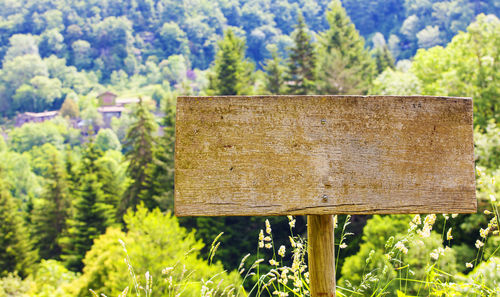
[308,215,336,297]
[175,95,476,216]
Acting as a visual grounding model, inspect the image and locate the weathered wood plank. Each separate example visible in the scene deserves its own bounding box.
[174,95,476,216]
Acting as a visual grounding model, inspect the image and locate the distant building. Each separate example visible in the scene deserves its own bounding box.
[97,106,126,128]
[97,91,117,106]
[15,111,59,127]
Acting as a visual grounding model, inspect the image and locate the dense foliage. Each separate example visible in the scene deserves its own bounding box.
[0,0,499,296]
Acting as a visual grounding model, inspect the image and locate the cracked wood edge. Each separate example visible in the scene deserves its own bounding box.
[174,95,476,216]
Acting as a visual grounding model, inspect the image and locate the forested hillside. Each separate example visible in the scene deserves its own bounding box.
[0,0,499,296]
[0,0,499,117]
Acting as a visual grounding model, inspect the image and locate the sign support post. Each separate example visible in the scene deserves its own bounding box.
[308,215,336,297]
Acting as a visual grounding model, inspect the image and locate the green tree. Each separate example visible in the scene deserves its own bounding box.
[140,95,176,211]
[416,25,442,48]
[31,151,70,260]
[0,175,36,277]
[0,137,6,152]
[119,98,157,215]
[71,40,92,69]
[373,45,395,74]
[411,14,500,129]
[160,54,188,86]
[0,54,48,115]
[95,150,125,210]
[157,22,190,57]
[339,215,457,296]
[60,97,79,119]
[67,205,241,297]
[12,76,63,112]
[316,0,375,95]
[3,34,39,61]
[284,14,316,95]
[8,121,66,153]
[370,67,421,95]
[61,143,114,272]
[95,128,121,152]
[206,29,254,95]
[39,29,65,58]
[263,48,285,94]
[0,150,41,202]
[91,16,134,81]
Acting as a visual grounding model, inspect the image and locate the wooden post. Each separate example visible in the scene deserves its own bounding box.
[308,215,336,297]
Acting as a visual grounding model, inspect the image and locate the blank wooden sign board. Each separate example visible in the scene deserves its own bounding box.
[174,95,476,297]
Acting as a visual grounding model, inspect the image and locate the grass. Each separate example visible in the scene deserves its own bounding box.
[106,174,498,297]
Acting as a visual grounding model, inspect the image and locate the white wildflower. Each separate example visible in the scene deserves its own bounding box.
[430,247,444,260]
[264,236,272,242]
[339,243,347,249]
[490,194,496,202]
[484,210,492,215]
[480,228,489,238]
[466,262,473,268]
[278,245,286,257]
[254,259,264,264]
[446,228,453,240]
[475,240,484,249]
[265,219,272,234]
[239,253,250,270]
[451,214,458,218]
[265,243,272,249]
[418,225,431,238]
[395,241,408,254]
[269,259,278,266]
[259,230,264,241]
[424,214,436,226]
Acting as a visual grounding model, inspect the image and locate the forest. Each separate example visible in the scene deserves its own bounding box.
[0,0,499,296]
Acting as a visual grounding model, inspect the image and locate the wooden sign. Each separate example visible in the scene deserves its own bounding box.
[175,95,477,297]
[175,95,476,216]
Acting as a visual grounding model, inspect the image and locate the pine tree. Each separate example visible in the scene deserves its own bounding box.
[119,98,157,215]
[141,94,176,211]
[285,14,317,95]
[316,0,375,95]
[373,45,395,74]
[263,49,285,94]
[206,29,254,95]
[65,147,80,207]
[31,152,70,260]
[61,143,114,272]
[0,175,36,277]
